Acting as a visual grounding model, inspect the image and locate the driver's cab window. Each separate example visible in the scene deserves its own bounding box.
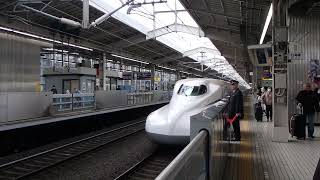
[178,84,207,96]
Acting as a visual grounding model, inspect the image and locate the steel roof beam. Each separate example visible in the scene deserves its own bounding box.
[201,0,216,23]
[218,0,230,25]
[146,23,205,39]
[82,0,89,28]
[205,24,240,33]
[187,8,243,21]
[182,47,221,57]
[206,33,243,47]
[108,34,146,48]
[152,54,183,64]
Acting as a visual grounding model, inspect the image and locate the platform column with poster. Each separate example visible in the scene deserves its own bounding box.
[272,0,290,142]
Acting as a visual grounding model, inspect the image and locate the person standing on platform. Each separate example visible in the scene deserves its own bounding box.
[50,85,58,94]
[261,87,266,115]
[296,83,319,139]
[256,87,262,102]
[228,80,244,141]
[262,87,273,121]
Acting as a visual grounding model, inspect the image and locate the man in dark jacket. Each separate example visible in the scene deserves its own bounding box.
[227,80,244,141]
[296,83,319,138]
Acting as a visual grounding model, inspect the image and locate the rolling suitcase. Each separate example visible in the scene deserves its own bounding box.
[289,114,306,139]
[289,105,306,139]
[255,102,263,122]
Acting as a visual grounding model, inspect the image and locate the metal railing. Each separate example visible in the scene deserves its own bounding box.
[156,130,209,180]
[51,93,95,113]
[51,91,172,114]
[127,92,154,105]
[126,91,172,105]
[156,98,230,180]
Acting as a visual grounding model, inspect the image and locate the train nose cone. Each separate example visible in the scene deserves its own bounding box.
[145,107,169,135]
[145,105,189,145]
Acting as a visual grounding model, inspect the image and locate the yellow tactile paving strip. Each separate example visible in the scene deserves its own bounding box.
[223,96,254,180]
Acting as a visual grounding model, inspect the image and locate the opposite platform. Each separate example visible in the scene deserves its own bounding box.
[0,100,169,132]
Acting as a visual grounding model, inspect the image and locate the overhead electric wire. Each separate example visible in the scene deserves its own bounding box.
[136,2,188,43]
[133,1,212,73]
[164,1,197,36]
[4,1,208,76]
[33,1,189,66]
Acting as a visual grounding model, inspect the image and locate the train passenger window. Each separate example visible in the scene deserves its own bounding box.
[178,84,207,96]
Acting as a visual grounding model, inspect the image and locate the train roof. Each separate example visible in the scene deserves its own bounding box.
[175,78,229,86]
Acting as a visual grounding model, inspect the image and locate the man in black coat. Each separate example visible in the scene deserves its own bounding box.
[228,80,244,141]
[296,83,319,138]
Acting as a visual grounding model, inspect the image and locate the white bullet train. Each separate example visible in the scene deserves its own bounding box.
[145,78,231,145]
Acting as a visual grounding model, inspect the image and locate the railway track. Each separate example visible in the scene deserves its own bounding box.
[0,120,145,180]
[115,147,182,180]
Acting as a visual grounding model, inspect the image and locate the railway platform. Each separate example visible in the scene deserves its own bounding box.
[156,96,320,180]
[223,98,320,180]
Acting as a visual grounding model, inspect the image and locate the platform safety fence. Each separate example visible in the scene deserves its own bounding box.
[156,98,230,180]
[0,91,172,123]
[126,91,172,105]
[51,91,172,114]
[51,93,95,113]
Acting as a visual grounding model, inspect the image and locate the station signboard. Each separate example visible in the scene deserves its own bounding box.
[137,72,151,80]
[122,72,133,80]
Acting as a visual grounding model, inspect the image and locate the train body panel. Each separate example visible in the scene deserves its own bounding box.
[145,78,230,145]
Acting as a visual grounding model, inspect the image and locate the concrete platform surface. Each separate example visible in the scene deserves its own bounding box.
[223,98,320,180]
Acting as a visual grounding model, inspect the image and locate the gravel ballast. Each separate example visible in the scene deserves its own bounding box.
[23,131,158,180]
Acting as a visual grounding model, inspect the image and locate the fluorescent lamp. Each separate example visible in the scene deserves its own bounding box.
[0,26,93,51]
[43,48,69,53]
[111,54,149,64]
[260,3,273,44]
[158,65,176,71]
[181,71,191,75]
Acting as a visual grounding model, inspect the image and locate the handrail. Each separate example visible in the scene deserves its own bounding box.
[51,93,95,113]
[155,99,230,180]
[156,130,208,180]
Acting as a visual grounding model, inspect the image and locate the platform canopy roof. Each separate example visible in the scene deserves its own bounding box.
[0,0,274,88]
[89,0,250,87]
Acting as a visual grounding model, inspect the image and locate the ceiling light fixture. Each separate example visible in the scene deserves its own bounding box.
[0,26,93,51]
[158,65,176,71]
[259,3,273,44]
[111,54,149,64]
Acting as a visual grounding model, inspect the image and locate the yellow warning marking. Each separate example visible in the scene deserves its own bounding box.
[238,98,254,180]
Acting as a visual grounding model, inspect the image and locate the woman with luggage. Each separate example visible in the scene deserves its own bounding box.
[296,83,319,139]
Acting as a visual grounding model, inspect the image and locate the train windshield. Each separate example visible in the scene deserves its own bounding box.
[177,85,207,96]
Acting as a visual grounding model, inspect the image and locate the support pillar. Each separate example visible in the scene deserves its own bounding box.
[272,0,289,142]
[176,70,181,80]
[103,53,107,91]
[151,64,156,91]
[82,0,89,28]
